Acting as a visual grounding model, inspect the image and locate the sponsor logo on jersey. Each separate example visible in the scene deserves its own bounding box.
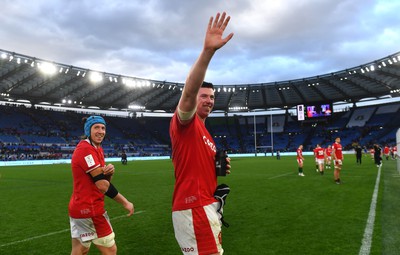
[203,136,216,153]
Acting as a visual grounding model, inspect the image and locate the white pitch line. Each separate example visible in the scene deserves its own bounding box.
[268,172,293,179]
[0,210,145,248]
[358,165,381,255]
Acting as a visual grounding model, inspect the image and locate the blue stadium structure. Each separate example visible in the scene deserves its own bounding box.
[0,49,399,161]
[0,102,399,161]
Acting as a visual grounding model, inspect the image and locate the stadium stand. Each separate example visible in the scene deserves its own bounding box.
[346,106,376,128]
[0,101,399,161]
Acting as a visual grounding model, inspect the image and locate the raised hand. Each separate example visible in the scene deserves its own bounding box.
[204,12,234,52]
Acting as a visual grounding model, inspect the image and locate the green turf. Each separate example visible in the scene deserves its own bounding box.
[0,155,398,254]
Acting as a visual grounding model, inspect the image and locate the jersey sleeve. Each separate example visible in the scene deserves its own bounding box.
[75,143,103,174]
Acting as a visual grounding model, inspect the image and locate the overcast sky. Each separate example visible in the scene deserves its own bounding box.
[1,0,399,85]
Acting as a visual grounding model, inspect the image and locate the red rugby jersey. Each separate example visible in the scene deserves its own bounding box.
[69,139,105,218]
[332,142,343,160]
[314,147,325,159]
[170,113,218,211]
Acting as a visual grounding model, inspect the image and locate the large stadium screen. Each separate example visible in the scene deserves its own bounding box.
[297,103,332,120]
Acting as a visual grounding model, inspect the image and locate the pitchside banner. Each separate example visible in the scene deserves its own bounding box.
[397,128,400,173]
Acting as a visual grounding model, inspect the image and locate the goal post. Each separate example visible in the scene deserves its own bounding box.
[253,113,274,156]
[256,145,274,156]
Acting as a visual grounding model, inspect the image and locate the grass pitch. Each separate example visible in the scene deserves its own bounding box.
[0,155,399,254]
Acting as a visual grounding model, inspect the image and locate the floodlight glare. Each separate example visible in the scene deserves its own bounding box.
[122,78,135,88]
[38,62,57,75]
[89,71,103,83]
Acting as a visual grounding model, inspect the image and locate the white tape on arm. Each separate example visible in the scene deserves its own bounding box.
[177,106,196,121]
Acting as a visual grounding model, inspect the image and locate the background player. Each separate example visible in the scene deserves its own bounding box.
[314,144,325,175]
[332,137,344,184]
[325,145,332,169]
[297,145,305,176]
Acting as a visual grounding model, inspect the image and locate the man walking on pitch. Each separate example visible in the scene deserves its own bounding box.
[169,12,233,255]
[314,144,325,175]
[332,137,344,184]
[297,145,305,176]
[69,116,134,255]
[325,145,332,169]
[355,145,362,164]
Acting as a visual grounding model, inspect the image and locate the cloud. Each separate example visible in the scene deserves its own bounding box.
[1,0,399,85]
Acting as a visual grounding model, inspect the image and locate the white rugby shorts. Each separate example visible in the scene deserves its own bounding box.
[70,212,114,247]
[334,159,343,167]
[172,202,223,255]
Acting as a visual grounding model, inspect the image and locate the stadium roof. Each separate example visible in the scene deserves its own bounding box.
[1,49,400,113]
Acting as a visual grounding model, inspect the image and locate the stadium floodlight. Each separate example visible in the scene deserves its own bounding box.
[0,52,7,59]
[38,62,57,75]
[128,104,145,110]
[228,106,248,111]
[89,71,103,83]
[122,77,136,88]
[107,76,118,83]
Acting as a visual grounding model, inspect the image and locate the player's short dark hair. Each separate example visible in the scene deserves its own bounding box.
[201,81,214,89]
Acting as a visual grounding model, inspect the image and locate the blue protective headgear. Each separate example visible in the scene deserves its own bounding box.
[84,116,106,137]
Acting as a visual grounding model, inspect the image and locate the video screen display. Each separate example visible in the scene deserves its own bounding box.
[306,103,332,118]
